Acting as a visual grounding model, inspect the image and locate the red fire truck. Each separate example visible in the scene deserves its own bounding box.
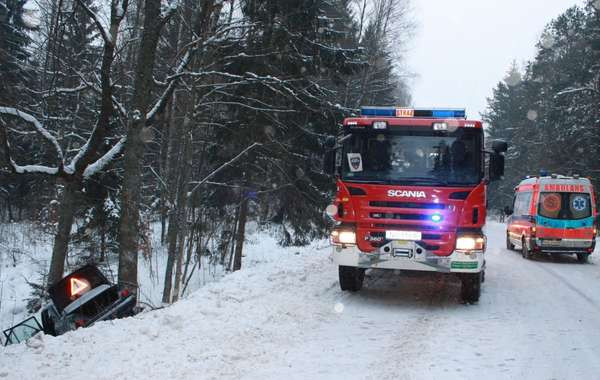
[324,107,507,303]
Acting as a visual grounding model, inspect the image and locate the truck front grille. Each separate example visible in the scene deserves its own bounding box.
[370,213,434,221]
[369,201,445,209]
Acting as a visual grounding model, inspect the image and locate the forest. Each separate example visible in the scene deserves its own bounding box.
[0,0,413,305]
[484,2,600,210]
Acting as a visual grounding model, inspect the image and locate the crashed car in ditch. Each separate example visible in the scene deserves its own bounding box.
[3,265,136,346]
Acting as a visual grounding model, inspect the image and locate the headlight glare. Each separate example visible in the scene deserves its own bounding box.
[456,235,485,251]
[331,230,356,245]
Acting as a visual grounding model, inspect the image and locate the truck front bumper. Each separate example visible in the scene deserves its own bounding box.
[332,244,484,273]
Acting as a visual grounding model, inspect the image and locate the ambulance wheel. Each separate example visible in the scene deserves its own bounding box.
[460,272,482,304]
[521,238,532,259]
[339,266,365,292]
[506,234,514,250]
[577,253,589,263]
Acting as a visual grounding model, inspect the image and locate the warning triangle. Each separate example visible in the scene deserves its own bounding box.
[70,278,90,297]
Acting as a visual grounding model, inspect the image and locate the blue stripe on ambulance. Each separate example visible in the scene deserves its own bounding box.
[535,215,595,229]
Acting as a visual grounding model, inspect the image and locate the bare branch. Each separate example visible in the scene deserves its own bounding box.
[188,143,262,197]
[0,107,64,164]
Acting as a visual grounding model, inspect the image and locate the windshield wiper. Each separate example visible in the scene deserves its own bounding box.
[343,178,387,184]
[388,177,448,186]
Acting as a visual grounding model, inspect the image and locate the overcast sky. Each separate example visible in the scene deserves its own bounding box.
[406,0,584,120]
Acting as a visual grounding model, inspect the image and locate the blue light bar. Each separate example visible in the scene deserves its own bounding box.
[360,107,396,117]
[360,107,466,119]
[432,109,466,118]
[431,213,443,223]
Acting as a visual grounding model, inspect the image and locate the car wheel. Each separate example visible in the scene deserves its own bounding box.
[460,272,482,304]
[577,253,589,263]
[506,233,514,250]
[339,266,365,292]
[521,238,531,259]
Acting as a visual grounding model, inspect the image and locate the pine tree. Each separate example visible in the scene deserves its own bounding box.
[484,4,600,209]
[0,0,34,106]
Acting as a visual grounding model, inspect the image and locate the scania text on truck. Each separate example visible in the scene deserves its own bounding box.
[323,107,507,303]
[506,174,597,262]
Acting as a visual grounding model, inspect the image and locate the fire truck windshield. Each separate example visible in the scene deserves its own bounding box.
[340,128,482,186]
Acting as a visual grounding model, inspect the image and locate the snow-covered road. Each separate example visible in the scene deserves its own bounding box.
[2,221,600,379]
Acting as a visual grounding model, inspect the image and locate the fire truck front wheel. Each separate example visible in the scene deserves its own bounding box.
[339,266,365,292]
[460,272,482,304]
[577,253,589,263]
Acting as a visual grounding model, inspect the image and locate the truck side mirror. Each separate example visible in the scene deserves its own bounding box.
[324,136,336,149]
[323,135,337,175]
[492,140,508,153]
[489,153,505,181]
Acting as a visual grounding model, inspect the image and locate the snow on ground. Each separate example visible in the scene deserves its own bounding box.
[0,222,52,329]
[2,221,600,379]
[0,221,227,329]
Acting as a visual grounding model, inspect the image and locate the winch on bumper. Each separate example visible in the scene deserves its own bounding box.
[332,240,484,273]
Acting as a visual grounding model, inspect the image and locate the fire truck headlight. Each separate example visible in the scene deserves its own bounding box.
[331,230,356,245]
[456,235,485,251]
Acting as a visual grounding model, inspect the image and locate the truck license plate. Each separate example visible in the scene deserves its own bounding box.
[385,230,421,241]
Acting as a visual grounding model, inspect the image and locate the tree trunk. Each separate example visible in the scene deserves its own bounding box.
[6,198,13,222]
[100,221,106,262]
[172,134,193,302]
[47,181,78,287]
[161,204,180,303]
[118,0,164,294]
[161,102,188,303]
[232,197,248,272]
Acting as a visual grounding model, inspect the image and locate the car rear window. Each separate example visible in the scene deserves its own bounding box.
[538,192,591,220]
[48,265,111,313]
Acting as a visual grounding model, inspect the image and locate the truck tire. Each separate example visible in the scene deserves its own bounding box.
[521,238,531,259]
[577,253,589,263]
[460,272,482,304]
[339,266,365,292]
[506,234,514,250]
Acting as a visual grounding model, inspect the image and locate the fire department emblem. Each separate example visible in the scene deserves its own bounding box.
[347,153,363,172]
